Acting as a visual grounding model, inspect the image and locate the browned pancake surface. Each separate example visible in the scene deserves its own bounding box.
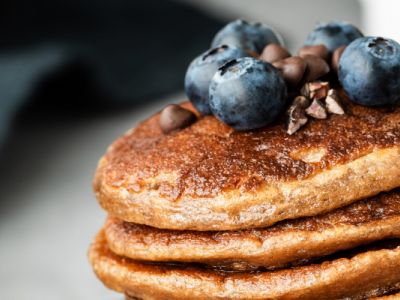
[89,230,400,300]
[94,95,400,230]
[99,97,399,197]
[104,190,400,270]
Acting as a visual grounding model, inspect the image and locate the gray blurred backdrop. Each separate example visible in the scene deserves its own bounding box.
[0,1,362,299]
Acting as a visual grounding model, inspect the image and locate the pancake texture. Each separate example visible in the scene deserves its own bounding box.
[126,293,400,300]
[104,190,400,270]
[372,293,400,300]
[89,231,400,300]
[94,95,400,230]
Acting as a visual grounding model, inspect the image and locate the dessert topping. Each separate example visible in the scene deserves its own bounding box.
[211,19,283,54]
[331,45,346,73]
[273,56,306,87]
[305,99,328,119]
[185,45,247,115]
[303,21,363,53]
[301,81,330,100]
[286,96,309,135]
[159,104,197,133]
[260,43,291,63]
[339,37,400,106]
[298,44,329,61]
[302,54,330,82]
[209,57,287,131]
[326,89,345,115]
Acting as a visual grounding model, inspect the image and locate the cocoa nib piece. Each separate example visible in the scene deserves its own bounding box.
[287,96,309,135]
[301,81,330,100]
[326,89,345,115]
[293,95,310,108]
[159,104,197,133]
[305,99,327,119]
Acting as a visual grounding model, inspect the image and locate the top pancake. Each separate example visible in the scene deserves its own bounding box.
[94,92,400,230]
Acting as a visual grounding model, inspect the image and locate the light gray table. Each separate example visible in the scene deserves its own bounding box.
[0,94,179,300]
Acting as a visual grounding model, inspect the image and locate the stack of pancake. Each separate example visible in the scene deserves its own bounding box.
[89,97,400,299]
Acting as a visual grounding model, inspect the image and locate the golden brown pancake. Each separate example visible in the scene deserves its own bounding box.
[104,190,400,271]
[89,230,400,300]
[125,293,400,300]
[94,93,400,230]
[372,293,400,300]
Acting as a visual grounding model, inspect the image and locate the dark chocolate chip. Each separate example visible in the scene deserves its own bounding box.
[260,43,291,63]
[298,45,329,61]
[159,104,197,133]
[302,55,330,82]
[331,45,346,73]
[273,56,306,87]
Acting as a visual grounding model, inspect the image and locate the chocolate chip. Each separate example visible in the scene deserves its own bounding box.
[302,55,330,82]
[273,56,306,87]
[331,45,346,73]
[326,89,345,115]
[159,104,197,133]
[260,43,291,63]
[287,97,309,135]
[298,45,329,61]
[305,99,328,119]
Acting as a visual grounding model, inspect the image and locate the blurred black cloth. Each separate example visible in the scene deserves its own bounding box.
[0,0,223,143]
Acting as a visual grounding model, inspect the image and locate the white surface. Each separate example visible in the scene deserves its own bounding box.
[361,0,400,41]
[0,94,179,300]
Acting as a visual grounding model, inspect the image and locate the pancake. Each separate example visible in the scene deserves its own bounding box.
[89,230,400,300]
[124,292,400,299]
[104,190,400,270]
[372,293,400,300]
[94,93,400,230]
[125,294,400,300]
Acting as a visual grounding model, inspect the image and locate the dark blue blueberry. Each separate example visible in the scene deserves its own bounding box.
[209,57,287,130]
[339,36,400,106]
[304,21,363,53]
[184,45,248,115]
[211,19,283,54]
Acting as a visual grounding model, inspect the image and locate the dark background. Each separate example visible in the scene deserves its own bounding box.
[0,0,362,298]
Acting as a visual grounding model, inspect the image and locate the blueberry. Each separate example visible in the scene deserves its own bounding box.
[304,21,363,53]
[339,36,400,106]
[211,19,283,54]
[209,57,287,130]
[184,45,248,115]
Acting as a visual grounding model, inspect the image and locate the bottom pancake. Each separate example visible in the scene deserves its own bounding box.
[105,190,400,271]
[372,293,400,300]
[89,230,400,300]
[124,294,400,300]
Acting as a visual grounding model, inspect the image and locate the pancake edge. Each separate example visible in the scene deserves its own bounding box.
[89,230,400,300]
[95,146,400,230]
[104,209,400,270]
